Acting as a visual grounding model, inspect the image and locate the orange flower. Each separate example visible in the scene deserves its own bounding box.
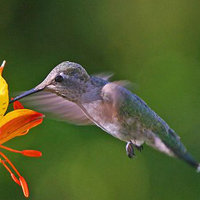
[0,61,44,198]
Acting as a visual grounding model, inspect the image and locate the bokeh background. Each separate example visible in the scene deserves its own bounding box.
[1,1,200,199]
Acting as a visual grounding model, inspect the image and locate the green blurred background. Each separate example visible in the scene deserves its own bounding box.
[1,0,200,199]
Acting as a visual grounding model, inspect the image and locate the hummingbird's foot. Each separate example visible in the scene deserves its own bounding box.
[134,145,143,152]
[126,142,144,158]
[126,141,135,158]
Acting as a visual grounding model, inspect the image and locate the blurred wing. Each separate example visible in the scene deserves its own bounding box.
[20,91,94,125]
[93,72,113,81]
[93,72,138,91]
[101,82,125,109]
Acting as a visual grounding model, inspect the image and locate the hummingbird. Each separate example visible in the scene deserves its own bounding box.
[10,61,200,172]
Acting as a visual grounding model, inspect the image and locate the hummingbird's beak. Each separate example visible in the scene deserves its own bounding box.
[9,87,44,104]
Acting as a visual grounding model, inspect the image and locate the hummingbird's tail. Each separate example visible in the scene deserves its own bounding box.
[161,128,200,172]
[174,150,200,173]
[197,164,200,173]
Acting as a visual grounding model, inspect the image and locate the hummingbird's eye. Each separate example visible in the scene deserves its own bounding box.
[55,75,64,83]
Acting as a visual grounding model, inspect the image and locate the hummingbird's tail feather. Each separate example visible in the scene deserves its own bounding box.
[159,128,199,172]
[196,164,200,173]
[175,150,200,172]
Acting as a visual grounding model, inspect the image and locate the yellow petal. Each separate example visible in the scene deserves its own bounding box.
[0,109,44,144]
[0,61,9,119]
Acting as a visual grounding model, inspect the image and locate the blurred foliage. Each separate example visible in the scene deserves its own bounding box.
[1,0,200,199]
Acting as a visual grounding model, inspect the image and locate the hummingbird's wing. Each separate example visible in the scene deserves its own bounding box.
[20,91,94,125]
[93,72,113,81]
[101,81,133,108]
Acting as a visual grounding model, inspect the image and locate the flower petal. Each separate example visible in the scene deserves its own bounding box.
[13,100,24,110]
[0,61,6,75]
[0,109,44,144]
[0,61,9,119]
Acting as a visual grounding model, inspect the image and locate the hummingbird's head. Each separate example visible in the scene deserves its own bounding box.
[10,61,90,103]
[36,61,90,93]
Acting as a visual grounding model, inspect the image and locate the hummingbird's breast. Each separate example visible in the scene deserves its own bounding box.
[80,100,144,142]
[79,78,166,144]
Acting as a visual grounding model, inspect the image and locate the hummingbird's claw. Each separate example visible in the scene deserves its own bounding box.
[135,145,144,152]
[126,142,144,158]
[126,141,135,158]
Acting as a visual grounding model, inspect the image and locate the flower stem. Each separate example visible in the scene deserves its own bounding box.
[0,151,21,177]
[0,145,22,154]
